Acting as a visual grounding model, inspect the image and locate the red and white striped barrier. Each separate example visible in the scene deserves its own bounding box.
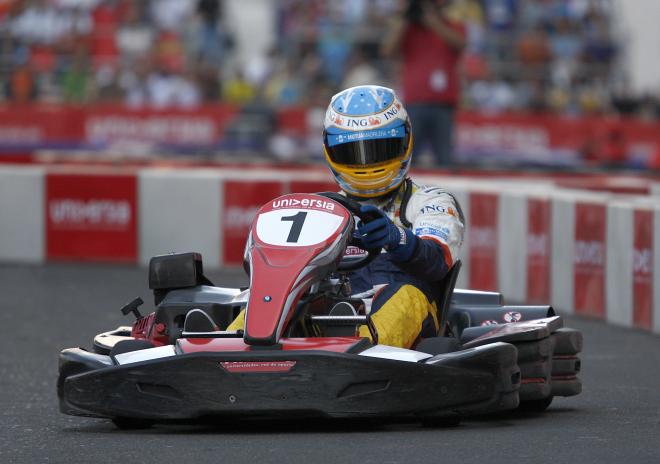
[0,165,658,335]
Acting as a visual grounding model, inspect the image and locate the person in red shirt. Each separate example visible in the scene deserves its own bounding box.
[382,0,466,167]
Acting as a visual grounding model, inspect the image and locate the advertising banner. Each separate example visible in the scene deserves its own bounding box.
[527,198,551,303]
[633,210,653,330]
[574,203,606,317]
[85,105,237,148]
[46,173,137,262]
[469,192,498,291]
[0,105,84,148]
[222,180,284,265]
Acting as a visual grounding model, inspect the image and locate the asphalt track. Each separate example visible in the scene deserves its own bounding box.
[1,262,659,464]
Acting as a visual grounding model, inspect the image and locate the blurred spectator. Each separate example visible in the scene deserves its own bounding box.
[549,18,581,61]
[195,62,221,102]
[186,0,231,67]
[115,2,154,63]
[382,0,467,167]
[149,0,195,32]
[6,64,36,102]
[61,46,92,102]
[467,73,516,113]
[341,47,380,89]
[264,56,306,106]
[223,69,256,105]
[517,22,551,68]
[0,0,641,128]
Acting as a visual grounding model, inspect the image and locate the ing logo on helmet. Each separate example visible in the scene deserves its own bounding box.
[324,86,407,133]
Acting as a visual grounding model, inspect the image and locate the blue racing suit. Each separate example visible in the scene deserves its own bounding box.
[348,178,465,348]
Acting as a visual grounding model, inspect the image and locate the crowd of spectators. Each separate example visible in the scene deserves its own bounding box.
[461,0,622,116]
[0,0,654,120]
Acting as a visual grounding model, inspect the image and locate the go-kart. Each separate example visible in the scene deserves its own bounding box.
[58,192,582,429]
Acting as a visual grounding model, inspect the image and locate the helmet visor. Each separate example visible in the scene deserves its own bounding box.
[326,137,408,166]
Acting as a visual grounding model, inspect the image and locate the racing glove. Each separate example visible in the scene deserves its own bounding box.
[356,205,416,262]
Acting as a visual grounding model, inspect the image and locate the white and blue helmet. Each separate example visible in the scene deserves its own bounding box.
[323,85,413,198]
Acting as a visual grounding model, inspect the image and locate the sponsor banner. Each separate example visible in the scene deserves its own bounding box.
[0,105,84,147]
[0,104,238,149]
[633,210,653,330]
[85,105,237,147]
[456,112,660,166]
[222,180,284,265]
[469,192,498,291]
[527,198,551,303]
[46,173,137,262]
[574,203,606,317]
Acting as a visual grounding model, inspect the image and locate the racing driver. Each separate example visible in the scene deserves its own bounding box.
[229,85,464,349]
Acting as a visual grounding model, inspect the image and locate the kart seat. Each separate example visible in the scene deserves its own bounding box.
[433,260,462,336]
[183,308,219,332]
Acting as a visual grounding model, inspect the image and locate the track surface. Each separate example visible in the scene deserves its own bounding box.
[1,263,659,464]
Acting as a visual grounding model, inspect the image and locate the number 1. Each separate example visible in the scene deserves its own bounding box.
[280,212,307,243]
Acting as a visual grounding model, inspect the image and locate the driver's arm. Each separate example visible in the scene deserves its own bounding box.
[394,188,464,281]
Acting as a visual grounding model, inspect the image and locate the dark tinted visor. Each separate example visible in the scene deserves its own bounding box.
[326,136,408,165]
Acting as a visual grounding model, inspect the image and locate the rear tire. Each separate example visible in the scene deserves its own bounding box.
[518,396,553,412]
[112,417,155,430]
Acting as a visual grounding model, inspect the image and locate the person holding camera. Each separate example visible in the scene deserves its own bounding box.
[382,0,466,167]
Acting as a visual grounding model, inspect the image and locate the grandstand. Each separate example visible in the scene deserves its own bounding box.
[0,0,658,169]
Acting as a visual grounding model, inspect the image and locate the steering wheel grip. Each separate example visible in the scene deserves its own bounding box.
[316,192,382,272]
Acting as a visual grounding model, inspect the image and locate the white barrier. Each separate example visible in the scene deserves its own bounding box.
[550,193,576,315]
[139,169,221,267]
[497,190,527,303]
[606,201,634,327]
[0,166,44,262]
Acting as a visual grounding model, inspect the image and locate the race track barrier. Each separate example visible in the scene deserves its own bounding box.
[0,165,658,336]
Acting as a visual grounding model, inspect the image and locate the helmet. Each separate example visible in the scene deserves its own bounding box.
[323,85,412,198]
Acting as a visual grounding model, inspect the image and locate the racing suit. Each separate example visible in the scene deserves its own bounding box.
[347,178,464,348]
[227,178,464,349]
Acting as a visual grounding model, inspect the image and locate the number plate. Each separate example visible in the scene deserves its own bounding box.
[255,208,344,247]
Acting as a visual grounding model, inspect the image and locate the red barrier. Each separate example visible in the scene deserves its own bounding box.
[633,210,654,330]
[469,192,498,291]
[46,173,137,262]
[222,180,285,265]
[574,203,606,317]
[527,198,551,303]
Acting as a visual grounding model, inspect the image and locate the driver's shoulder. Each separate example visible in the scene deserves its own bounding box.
[407,182,456,209]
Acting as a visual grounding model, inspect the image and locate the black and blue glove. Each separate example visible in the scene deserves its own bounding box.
[355,205,416,262]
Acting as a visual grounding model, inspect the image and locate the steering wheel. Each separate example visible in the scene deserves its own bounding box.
[316,192,382,272]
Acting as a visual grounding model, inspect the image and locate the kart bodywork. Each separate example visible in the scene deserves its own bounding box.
[58,193,582,427]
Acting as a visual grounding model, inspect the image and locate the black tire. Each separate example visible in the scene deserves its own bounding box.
[421,414,461,428]
[518,396,553,412]
[110,339,155,358]
[111,417,155,430]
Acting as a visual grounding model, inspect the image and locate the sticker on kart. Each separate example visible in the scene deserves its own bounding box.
[255,208,344,247]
